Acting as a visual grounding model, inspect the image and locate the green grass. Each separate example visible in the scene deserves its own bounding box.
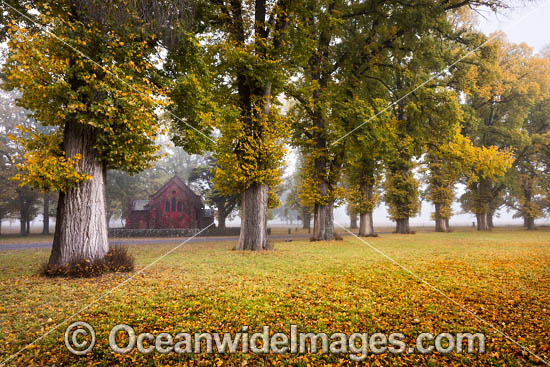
[0,229,548,366]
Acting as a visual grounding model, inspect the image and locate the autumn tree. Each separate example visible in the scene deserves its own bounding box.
[423,148,459,232]
[288,0,350,241]
[290,0,508,238]
[341,95,389,237]
[460,34,549,230]
[422,91,467,233]
[169,0,297,250]
[504,48,550,229]
[345,151,383,236]
[1,1,184,264]
[418,16,528,233]
[505,93,550,230]
[379,29,463,234]
[0,88,42,235]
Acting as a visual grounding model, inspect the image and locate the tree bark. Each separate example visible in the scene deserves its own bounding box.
[26,220,30,235]
[523,216,528,228]
[313,201,335,240]
[237,183,270,251]
[312,199,335,241]
[526,217,536,230]
[358,183,376,237]
[48,122,109,265]
[445,217,450,231]
[395,218,410,234]
[42,192,50,235]
[476,213,489,231]
[434,203,447,232]
[358,212,376,237]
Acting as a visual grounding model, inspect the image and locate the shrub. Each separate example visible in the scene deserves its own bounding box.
[103,245,135,272]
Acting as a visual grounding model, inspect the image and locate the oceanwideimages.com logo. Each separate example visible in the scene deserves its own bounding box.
[65,322,486,361]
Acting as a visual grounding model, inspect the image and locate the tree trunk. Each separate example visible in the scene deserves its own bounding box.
[237,183,270,251]
[48,123,109,265]
[526,217,536,230]
[358,212,376,237]
[476,213,489,231]
[301,208,311,230]
[445,218,450,230]
[358,183,376,237]
[523,217,528,228]
[19,191,28,236]
[434,203,447,232]
[350,214,358,229]
[42,192,50,235]
[312,200,335,241]
[26,220,30,235]
[19,218,25,236]
[217,212,227,229]
[395,218,410,234]
[487,212,494,228]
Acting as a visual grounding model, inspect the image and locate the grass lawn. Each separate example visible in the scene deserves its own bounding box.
[0,234,54,245]
[0,229,548,366]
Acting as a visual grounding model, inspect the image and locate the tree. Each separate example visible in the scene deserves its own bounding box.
[14,186,39,235]
[505,93,550,230]
[41,191,56,235]
[341,98,388,237]
[169,0,297,250]
[0,163,17,235]
[0,91,21,235]
[460,34,549,230]
[288,0,351,241]
[379,34,460,234]
[421,92,466,233]
[345,155,382,236]
[0,89,40,236]
[281,152,312,230]
[291,0,506,238]
[346,205,358,229]
[424,149,459,232]
[188,157,239,229]
[3,1,170,264]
